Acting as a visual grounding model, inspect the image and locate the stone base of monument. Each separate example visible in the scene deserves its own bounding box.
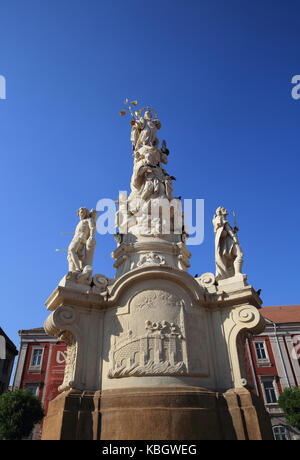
[41,386,273,440]
[42,261,274,441]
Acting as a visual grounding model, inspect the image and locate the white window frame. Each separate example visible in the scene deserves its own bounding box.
[273,425,290,441]
[260,376,279,405]
[29,347,44,372]
[253,339,271,366]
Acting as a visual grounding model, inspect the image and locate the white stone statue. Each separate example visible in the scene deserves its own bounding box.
[129,138,173,199]
[133,110,161,152]
[67,207,97,277]
[129,110,167,201]
[124,107,172,202]
[213,206,244,281]
[118,104,182,237]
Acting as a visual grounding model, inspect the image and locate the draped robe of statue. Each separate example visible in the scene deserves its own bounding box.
[130,118,141,151]
[213,210,243,280]
[129,147,169,201]
[134,115,161,151]
[129,112,171,203]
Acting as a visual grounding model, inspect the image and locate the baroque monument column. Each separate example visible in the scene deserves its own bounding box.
[41,102,273,440]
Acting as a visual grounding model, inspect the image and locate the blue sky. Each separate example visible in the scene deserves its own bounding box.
[1,0,300,354]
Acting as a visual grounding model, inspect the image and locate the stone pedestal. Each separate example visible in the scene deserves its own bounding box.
[41,386,273,440]
[112,233,191,278]
[42,260,272,440]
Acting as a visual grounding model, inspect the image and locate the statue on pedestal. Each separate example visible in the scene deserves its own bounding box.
[133,110,161,152]
[121,101,174,202]
[67,207,97,282]
[119,101,180,236]
[213,206,244,281]
[42,103,272,441]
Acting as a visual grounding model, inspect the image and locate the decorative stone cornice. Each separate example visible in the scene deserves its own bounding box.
[106,265,205,305]
[45,285,108,311]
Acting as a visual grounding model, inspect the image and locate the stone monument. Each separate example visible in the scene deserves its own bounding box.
[41,102,273,440]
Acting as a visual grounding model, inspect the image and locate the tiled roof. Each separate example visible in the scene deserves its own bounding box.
[260,305,300,324]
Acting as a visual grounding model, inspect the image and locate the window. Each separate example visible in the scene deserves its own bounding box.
[262,379,277,404]
[24,383,39,396]
[2,358,10,374]
[30,348,44,370]
[255,341,267,360]
[273,425,290,441]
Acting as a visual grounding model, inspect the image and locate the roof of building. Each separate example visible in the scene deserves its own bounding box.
[260,305,300,324]
[18,327,45,334]
[18,327,56,342]
[0,327,18,355]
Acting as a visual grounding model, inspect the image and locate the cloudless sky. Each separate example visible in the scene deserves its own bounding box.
[1,0,300,358]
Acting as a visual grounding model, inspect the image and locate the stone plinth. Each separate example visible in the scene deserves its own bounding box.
[42,263,272,440]
[41,386,273,440]
[112,232,191,278]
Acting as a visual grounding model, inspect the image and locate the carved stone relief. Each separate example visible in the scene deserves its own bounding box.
[130,289,181,314]
[137,252,167,268]
[108,320,186,378]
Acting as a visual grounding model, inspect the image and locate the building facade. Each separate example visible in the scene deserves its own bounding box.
[246,305,300,440]
[12,328,67,439]
[0,327,18,395]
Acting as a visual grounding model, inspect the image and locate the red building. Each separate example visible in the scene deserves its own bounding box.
[12,305,300,440]
[246,305,300,440]
[12,328,67,439]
